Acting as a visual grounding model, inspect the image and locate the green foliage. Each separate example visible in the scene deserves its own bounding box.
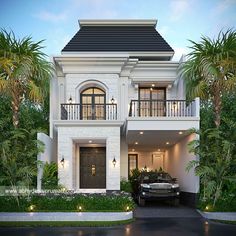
[0,129,43,188]
[120,178,132,193]
[128,168,141,193]
[180,29,236,127]
[42,162,59,189]
[0,29,53,128]
[186,127,236,207]
[0,193,135,212]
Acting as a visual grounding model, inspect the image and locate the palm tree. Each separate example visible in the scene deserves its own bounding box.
[180,29,236,127]
[0,30,53,128]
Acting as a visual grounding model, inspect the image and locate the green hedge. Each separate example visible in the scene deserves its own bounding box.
[0,193,135,212]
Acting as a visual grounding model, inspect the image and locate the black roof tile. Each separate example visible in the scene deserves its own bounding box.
[62,26,174,52]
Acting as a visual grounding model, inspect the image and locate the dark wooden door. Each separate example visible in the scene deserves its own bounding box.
[80,147,106,188]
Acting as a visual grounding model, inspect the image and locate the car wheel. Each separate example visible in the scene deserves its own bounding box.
[138,196,146,207]
[173,198,180,206]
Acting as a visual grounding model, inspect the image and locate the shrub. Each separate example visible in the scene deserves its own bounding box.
[0,192,135,212]
[41,162,59,189]
[120,178,132,193]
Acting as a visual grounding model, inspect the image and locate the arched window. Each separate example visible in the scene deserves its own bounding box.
[80,87,106,120]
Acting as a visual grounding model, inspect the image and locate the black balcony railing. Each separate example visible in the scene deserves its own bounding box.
[61,103,117,120]
[129,100,196,117]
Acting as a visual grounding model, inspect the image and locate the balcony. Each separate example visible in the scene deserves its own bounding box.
[61,103,117,121]
[129,99,196,118]
[126,99,199,132]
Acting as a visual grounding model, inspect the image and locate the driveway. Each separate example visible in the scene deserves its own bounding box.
[134,202,200,218]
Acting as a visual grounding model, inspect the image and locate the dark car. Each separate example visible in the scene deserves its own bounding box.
[134,171,180,206]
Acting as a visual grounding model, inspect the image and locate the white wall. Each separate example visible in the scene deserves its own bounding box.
[164,134,199,193]
[128,151,164,171]
[37,133,53,191]
[57,126,120,191]
[120,136,128,179]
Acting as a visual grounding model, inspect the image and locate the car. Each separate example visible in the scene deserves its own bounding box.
[134,171,180,206]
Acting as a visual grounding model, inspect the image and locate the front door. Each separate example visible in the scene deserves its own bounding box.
[80,147,106,188]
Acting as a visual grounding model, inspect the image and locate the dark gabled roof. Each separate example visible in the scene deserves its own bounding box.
[62,26,174,52]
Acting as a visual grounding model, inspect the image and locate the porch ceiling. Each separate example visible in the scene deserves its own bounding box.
[127,130,188,152]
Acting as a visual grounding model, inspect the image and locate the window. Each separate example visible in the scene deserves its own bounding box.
[139,88,166,116]
[128,154,138,176]
[80,87,106,120]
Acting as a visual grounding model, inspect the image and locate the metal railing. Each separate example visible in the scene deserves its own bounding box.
[61,103,117,120]
[129,100,196,117]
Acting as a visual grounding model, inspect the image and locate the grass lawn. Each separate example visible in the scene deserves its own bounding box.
[0,219,134,227]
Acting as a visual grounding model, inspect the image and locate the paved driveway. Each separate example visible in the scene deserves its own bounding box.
[134,202,200,218]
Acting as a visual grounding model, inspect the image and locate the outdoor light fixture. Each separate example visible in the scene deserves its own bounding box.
[166,142,170,145]
[60,157,65,167]
[68,95,72,104]
[111,96,115,104]
[151,84,155,87]
[112,157,117,167]
[139,131,143,135]
[78,205,82,211]
[144,165,147,171]
[29,205,35,212]
[135,142,138,145]
[126,206,130,211]
[179,131,183,135]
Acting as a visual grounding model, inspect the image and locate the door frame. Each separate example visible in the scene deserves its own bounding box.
[79,147,106,189]
[128,154,138,176]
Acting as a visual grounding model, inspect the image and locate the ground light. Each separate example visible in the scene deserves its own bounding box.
[126,206,130,211]
[28,205,36,212]
[77,205,82,211]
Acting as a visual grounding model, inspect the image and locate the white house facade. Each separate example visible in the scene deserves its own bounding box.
[38,20,200,205]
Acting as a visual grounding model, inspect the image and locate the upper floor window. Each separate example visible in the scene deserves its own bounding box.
[139,87,166,116]
[80,87,106,120]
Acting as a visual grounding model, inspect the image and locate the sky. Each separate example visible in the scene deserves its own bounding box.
[0,0,236,61]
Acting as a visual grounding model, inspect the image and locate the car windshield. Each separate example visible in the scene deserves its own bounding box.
[141,172,172,183]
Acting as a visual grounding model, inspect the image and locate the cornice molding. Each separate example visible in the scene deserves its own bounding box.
[79,19,157,27]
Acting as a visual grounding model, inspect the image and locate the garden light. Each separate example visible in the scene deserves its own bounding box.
[29,205,36,212]
[126,206,130,211]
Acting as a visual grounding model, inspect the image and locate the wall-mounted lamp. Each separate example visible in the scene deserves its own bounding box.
[112,157,116,167]
[60,157,65,167]
[68,95,72,104]
[173,101,177,108]
[111,97,115,104]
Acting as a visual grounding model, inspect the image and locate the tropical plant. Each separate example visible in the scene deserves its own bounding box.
[0,129,44,187]
[42,162,59,189]
[0,30,53,128]
[180,29,236,127]
[120,178,132,193]
[186,127,236,207]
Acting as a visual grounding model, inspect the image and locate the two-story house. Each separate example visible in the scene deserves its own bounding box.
[37,19,200,206]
